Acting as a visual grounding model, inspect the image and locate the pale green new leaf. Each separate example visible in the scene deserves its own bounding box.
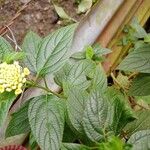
[28,95,65,150]
[67,87,89,134]
[61,143,90,150]
[78,0,93,13]
[37,24,77,76]
[83,89,113,142]
[129,74,150,96]
[128,130,150,150]
[54,4,73,20]
[92,44,111,56]
[3,51,25,64]
[118,44,150,73]
[0,36,13,62]
[22,31,42,74]
[85,46,94,59]
[0,92,16,127]
[144,34,150,43]
[124,110,150,137]
[98,136,126,150]
[6,101,30,137]
[130,18,147,38]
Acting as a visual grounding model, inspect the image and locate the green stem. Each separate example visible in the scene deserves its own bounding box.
[26,80,63,98]
[44,77,49,89]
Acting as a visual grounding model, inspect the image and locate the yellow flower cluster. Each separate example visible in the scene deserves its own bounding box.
[0,61,30,95]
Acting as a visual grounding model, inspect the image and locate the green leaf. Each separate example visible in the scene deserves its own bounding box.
[83,89,113,142]
[29,132,38,150]
[78,0,93,13]
[37,24,77,76]
[5,101,30,138]
[128,130,150,150]
[28,94,65,150]
[91,65,107,91]
[144,34,150,43]
[3,51,25,64]
[98,136,126,150]
[85,46,94,59]
[0,92,16,127]
[71,51,86,60]
[67,87,89,134]
[118,44,150,73]
[129,74,150,96]
[54,59,94,91]
[135,95,150,104]
[63,123,76,143]
[110,97,135,135]
[106,87,135,135]
[0,36,13,62]
[22,31,42,74]
[130,18,147,38]
[92,44,111,56]
[61,143,90,150]
[54,4,73,21]
[124,110,150,137]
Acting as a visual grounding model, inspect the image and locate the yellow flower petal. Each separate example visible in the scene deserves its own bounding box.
[0,62,30,95]
[15,88,22,95]
[23,68,30,76]
[0,85,4,93]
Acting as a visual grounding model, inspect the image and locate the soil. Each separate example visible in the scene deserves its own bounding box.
[0,0,83,44]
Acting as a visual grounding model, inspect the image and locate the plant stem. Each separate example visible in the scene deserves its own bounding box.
[110,72,128,92]
[26,80,63,98]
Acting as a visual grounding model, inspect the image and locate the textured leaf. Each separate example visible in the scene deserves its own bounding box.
[111,97,135,135]
[6,101,30,138]
[92,44,111,56]
[130,18,147,38]
[22,31,42,74]
[67,87,89,134]
[124,110,150,137]
[71,51,86,60]
[91,65,107,91]
[83,89,113,142]
[0,92,16,127]
[28,95,65,150]
[36,24,77,76]
[0,36,13,62]
[118,44,150,73]
[129,74,150,96]
[54,59,95,90]
[128,130,150,150]
[106,87,135,135]
[61,143,90,150]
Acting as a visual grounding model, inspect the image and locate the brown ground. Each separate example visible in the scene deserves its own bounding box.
[0,0,83,44]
